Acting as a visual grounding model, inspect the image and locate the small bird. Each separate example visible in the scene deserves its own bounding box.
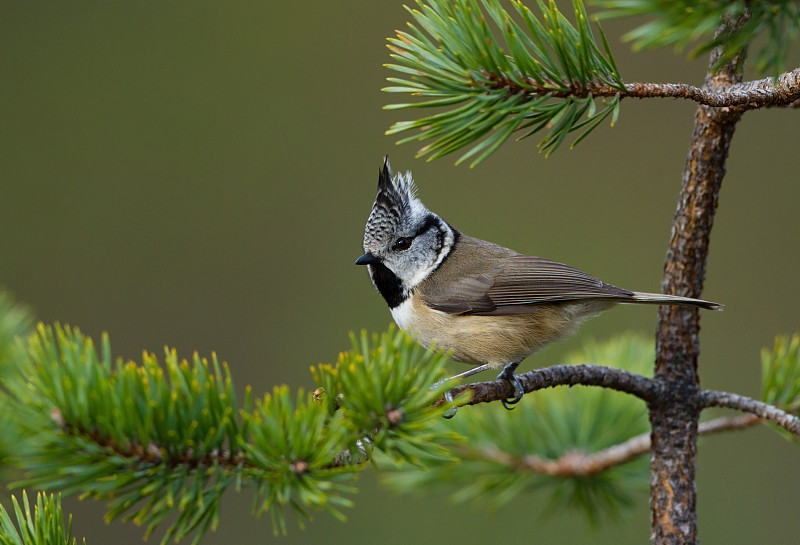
[356,157,721,408]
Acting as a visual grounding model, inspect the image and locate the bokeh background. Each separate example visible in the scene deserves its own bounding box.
[1,1,798,543]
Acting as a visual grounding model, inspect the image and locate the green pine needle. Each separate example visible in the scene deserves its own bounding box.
[0,289,35,468]
[384,0,625,165]
[0,491,84,545]
[0,322,465,542]
[761,334,800,439]
[594,0,800,75]
[3,324,366,543]
[383,333,653,525]
[311,326,462,465]
[244,386,358,535]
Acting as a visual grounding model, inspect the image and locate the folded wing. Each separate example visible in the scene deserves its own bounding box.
[423,255,633,316]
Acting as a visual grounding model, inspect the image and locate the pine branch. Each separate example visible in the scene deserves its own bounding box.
[48,407,248,470]
[454,414,759,477]
[385,0,799,166]
[383,334,800,525]
[769,98,800,109]
[594,0,800,76]
[649,11,750,543]
[620,69,800,108]
[385,336,656,524]
[2,324,458,543]
[461,68,800,108]
[384,0,625,163]
[311,328,461,464]
[434,363,663,409]
[701,390,800,436]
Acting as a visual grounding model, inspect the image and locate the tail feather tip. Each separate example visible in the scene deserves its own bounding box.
[631,292,723,311]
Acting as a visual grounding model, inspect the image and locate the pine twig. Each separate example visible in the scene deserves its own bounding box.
[454,414,759,477]
[434,364,663,408]
[49,408,247,469]
[481,68,800,109]
[622,69,800,109]
[701,390,800,436]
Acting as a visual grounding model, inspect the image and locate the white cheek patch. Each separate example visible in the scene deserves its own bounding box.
[407,263,433,289]
[406,225,454,288]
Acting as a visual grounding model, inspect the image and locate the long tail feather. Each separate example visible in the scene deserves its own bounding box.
[630,292,722,311]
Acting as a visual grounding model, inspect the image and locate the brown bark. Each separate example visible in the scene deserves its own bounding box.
[451,414,759,478]
[479,69,800,109]
[434,363,663,408]
[620,72,800,108]
[649,18,747,545]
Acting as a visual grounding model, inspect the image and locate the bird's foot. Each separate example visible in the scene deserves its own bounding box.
[442,389,457,419]
[433,364,493,419]
[497,361,524,410]
[431,378,458,419]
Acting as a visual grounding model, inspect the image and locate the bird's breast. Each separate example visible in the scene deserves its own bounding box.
[391,293,593,368]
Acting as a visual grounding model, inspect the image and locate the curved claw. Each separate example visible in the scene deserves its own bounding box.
[500,378,524,409]
[442,389,458,419]
[497,362,524,411]
[432,381,458,418]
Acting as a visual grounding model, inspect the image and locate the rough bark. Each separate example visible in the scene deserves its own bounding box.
[649,19,747,545]
[482,69,800,109]
[435,363,663,407]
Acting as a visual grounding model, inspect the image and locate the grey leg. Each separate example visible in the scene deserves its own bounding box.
[496,361,524,410]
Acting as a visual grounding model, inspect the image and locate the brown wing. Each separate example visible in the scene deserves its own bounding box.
[423,255,634,316]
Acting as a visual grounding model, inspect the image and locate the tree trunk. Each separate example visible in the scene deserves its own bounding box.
[649,19,747,545]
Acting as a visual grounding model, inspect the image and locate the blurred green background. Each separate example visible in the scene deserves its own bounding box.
[1,1,799,543]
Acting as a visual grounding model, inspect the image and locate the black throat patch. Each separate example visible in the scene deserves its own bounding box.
[368,262,405,309]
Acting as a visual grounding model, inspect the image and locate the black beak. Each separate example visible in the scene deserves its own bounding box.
[355,252,380,266]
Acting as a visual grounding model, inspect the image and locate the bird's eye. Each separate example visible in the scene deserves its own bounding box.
[393,237,413,251]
